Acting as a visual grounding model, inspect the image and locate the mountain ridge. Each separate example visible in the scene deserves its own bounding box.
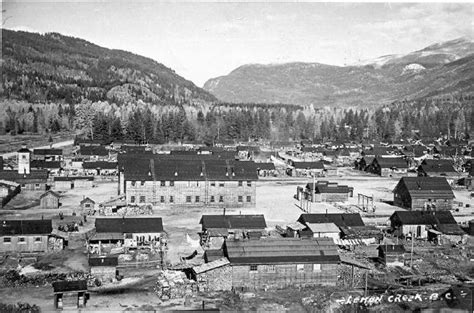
[203,37,474,106]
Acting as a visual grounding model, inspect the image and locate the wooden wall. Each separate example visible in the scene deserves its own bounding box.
[0,235,49,253]
[230,263,338,290]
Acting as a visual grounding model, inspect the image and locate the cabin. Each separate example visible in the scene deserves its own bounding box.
[89,256,119,284]
[223,238,340,290]
[305,223,340,241]
[298,213,365,228]
[389,210,459,239]
[289,161,325,177]
[98,196,127,215]
[368,157,408,177]
[82,161,118,176]
[89,217,164,253]
[393,177,454,211]
[0,219,53,253]
[417,159,458,178]
[54,176,94,190]
[256,162,276,177]
[0,171,48,191]
[0,180,21,209]
[301,181,353,202]
[119,155,258,208]
[77,145,109,161]
[52,280,89,310]
[30,160,62,175]
[199,214,267,249]
[39,190,60,209]
[80,197,96,211]
[378,245,406,267]
[355,156,375,171]
[33,148,63,162]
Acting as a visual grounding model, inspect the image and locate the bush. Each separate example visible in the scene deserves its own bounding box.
[0,302,41,313]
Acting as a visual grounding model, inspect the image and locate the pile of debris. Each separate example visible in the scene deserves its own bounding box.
[154,270,198,300]
[0,270,91,288]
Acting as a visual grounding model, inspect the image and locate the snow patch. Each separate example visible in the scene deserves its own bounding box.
[401,63,426,75]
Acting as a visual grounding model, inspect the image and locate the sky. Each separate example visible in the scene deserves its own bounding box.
[2,1,473,87]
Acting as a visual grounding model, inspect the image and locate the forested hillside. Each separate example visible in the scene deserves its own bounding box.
[0,30,472,144]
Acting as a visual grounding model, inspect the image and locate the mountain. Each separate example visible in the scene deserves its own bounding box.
[203,37,474,106]
[1,29,216,105]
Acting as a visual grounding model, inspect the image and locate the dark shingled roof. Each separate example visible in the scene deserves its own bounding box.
[54,176,94,181]
[374,157,408,169]
[17,147,31,153]
[95,217,163,233]
[0,219,52,235]
[39,190,60,199]
[419,159,457,174]
[256,163,275,170]
[292,161,324,169]
[33,149,62,155]
[224,238,340,265]
[394,177,454,199]
[122,157,258,181]
[30,160,61,169]
[79,145,108,156]
[200,214,267,230]
[52,280,87,293]
[390,210,457,225]
[88,256,118,267]
[0,170,48,182]
[82,161,117,169]
[298,213,364,227]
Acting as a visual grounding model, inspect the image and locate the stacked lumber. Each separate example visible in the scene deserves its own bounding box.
[154,270,198,300]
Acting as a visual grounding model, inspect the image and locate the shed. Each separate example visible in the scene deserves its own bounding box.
[40,190,60,209]
[305,222,340,241]
[52,280,89,309]
[89,256,119,283]
[80,197,96,210]
[378,244,406,267]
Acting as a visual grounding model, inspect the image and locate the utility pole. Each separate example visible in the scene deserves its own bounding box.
[410,232,414,268]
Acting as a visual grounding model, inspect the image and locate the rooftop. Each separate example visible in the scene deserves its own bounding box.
[95,217,163,233]
[0,219,52,236]
[298,213,364,227]
[200,214,266,230]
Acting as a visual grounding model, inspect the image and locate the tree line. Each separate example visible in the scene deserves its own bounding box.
[1,97,471,144]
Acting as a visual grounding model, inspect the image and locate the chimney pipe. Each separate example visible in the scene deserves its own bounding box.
[223,208,226,216]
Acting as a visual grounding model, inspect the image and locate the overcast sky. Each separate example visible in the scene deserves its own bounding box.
[3,1,473,86]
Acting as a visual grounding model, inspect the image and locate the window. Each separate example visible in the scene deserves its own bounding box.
[313,264,321,272]
[140,181,145,186]
[247,196,251,203]
[238,196,243,202]
[130,196,136,203]
[186,196,191,203]
[85,203,91,208]
[247,181,252,187]
[170,181,174,187]
[196,181,200,187]
[249,265,258,272]
[139,196,146,203]
[264,265,275,272]
[160,181,166,186]
[21,184,26,188]
[18,237,26,244]
[35,237,42,242]
[195,196,200,203]
[169,196,174,203]
[131,181,136,186]
[211,181,216,187]
[22,155,26,159]
[219,182,224,187]
[210,196,215,203]
[35,184,40,188]
[296,264,305,272]
[160,196,165,203]
[3,237,11,243]
[219,196,224,203]
[238,181,243,187]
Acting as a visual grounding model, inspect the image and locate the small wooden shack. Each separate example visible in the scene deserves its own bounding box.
[52,280,89,309]
[40,190,60,209]
[378,244,406,267]
[89,256,119,284]
[80,197,96,211]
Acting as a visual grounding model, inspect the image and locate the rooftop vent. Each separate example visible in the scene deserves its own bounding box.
[174,172,178,176]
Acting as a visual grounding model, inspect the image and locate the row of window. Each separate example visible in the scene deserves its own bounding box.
[130,195,252,204]
[130,181,253,187]
[249,264,321,272]
[3,237,42,243]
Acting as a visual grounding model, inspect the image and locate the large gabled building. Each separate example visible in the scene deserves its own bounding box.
[119,154,258,207]
[393,177,454,211]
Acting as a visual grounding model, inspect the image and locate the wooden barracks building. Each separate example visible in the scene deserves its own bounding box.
[118,154,258,207]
